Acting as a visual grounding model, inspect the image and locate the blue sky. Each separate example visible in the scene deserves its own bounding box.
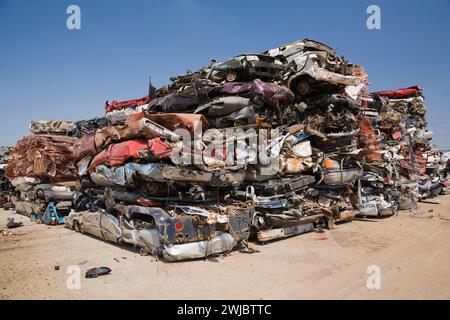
[0,0,449,148]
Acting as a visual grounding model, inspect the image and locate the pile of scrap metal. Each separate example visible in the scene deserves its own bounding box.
[3,118,111,220]
[3,38,448,261]
[68,110,253,261]
[61,38,367,260]
[361,86,449,213]
[30,118,109,138]
[0,146,13,209]
[4,135,77,222]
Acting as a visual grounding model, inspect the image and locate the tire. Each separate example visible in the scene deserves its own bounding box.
[73,220,82,233]
[296,79,310,95]
[226,71,237,82]
[139,246,150,256]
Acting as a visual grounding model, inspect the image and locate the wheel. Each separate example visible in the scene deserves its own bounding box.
[226,71,237,82]
[296,79,310,95]
[73,220,82,233]
[139,246,150,256]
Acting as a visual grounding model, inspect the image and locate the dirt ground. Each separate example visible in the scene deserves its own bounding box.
[1,195,450,300]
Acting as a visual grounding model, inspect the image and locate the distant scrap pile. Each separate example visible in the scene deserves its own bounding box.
[3,38,448,261]
[0,146,12,208]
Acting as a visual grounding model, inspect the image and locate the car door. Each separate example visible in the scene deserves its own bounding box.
[98,211,121,243]
[80,211,103,238]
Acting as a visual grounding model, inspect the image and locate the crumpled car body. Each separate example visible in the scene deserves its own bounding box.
[147,79,216,113]
[357,196,397,217]
[88,138,171,174]
[105,95,150,113]
[0,171,12,208]
[144,113,208,136]
[195,96,254,118]
[252,202,323,242]
[211,79,295,108]
[11,197,43,216]
[354,170,400,218]
[11,182,76,216]
[322,167,363,185]
[67,117,109,138]
[417,175,446,199]
[249,175,316,196]
[5,135,77,183]
[90,163,244,188]
[422,149,444,170]
[373,86,422,99]
[29,120,74,135]
[239,175,324,242]
[0,146,11,163]
[105,105,148,125]
[206,54,285,83]
[320,158,363,186]
[64,204,251,261]
[266,38,360,95]
[34,184,76,203]
[73,112,189,162]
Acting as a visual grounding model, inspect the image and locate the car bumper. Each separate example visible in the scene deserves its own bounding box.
[162,232,237,262]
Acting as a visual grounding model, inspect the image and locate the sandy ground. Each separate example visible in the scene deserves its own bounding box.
[1,195,450,300]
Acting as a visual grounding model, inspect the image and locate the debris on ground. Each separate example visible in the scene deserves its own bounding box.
[85,267,112,278]
[6,218,23,229]
[1,229,13,236]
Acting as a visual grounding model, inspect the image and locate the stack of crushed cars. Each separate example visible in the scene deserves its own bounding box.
[4,38,448,261]
[65,38,372,261]
[363,86,449,214]
[0,146,13,209]
[3,118,107,223]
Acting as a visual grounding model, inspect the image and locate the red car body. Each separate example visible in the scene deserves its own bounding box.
[105,96,150,113]
[88,138,171,174]
[374,86,422,99]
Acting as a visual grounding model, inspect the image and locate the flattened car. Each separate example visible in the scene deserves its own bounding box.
[64,203,251,261]
[266,39,361,95]
[206,54,285,83]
